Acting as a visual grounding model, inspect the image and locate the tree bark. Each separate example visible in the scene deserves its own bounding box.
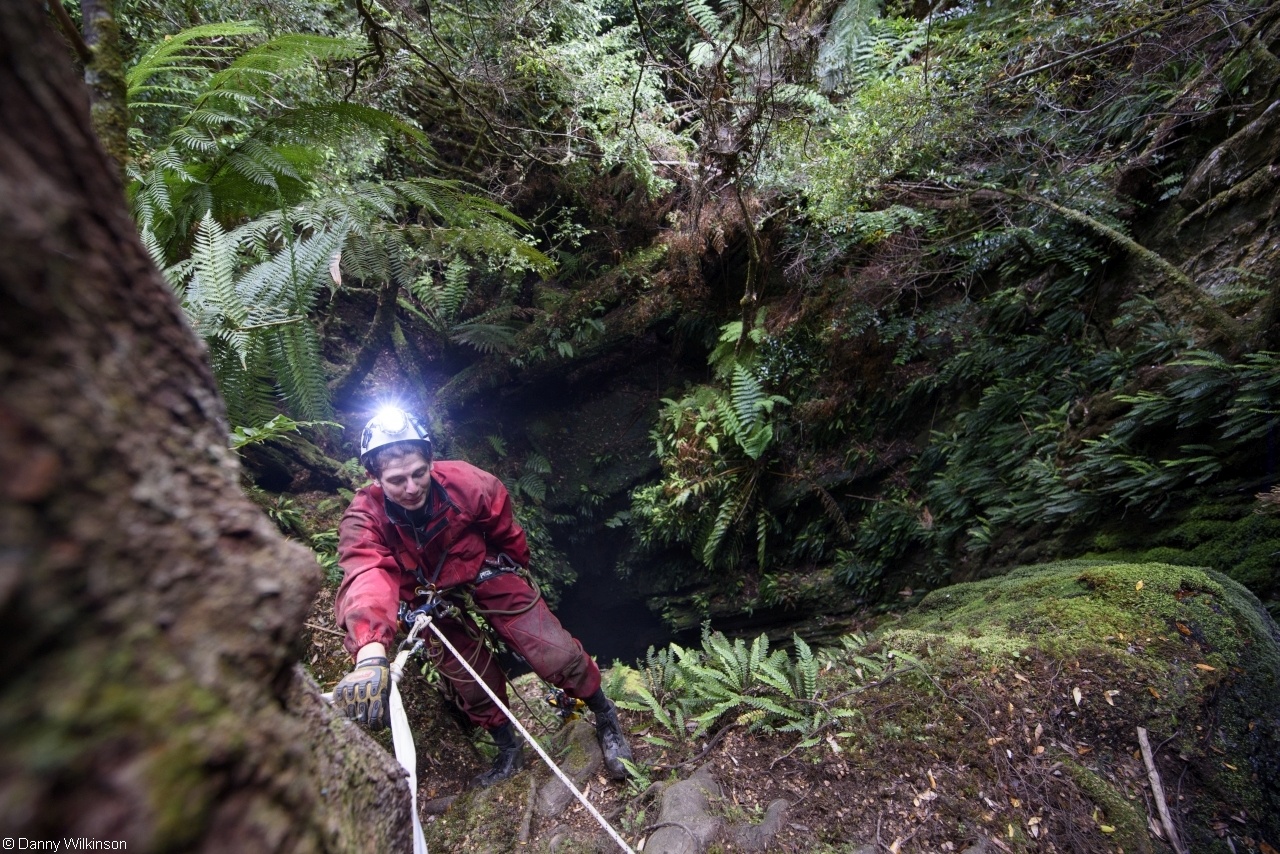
[329,278,398,403]
[0,2,410,850]
[80,0,130,178]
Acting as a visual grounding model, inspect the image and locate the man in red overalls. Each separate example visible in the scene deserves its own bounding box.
[330,407,633,785]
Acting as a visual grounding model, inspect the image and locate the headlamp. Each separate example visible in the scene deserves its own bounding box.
[374,405,408,434]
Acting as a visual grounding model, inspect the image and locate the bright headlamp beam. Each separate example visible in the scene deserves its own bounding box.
[374,405,408,434]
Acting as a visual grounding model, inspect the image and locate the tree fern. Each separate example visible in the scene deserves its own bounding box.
[202,33,366,98]
[450,320,520,355]
[814,0,881,90]
[126,21,261,108]
[686,0,729,40]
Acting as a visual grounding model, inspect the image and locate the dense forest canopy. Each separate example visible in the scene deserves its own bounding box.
[54,0,1279,621]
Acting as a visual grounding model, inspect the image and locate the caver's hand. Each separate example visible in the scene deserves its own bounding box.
[332,642,390,730]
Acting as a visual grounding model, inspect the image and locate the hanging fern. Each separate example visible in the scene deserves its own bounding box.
[814,0,881,90]
[171,213,347,426]
[731,364,765,431]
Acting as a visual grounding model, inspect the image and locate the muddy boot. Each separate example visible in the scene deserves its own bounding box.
[474,723,524,787]
[586,690,633,779]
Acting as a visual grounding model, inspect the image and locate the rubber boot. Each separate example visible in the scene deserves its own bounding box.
[586,690,633,779]
[474,723,524,787]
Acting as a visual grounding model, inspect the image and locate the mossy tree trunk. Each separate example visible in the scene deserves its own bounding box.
[80,0,129,178]
[0,2,410,850]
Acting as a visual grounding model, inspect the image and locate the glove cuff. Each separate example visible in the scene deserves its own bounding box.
[356,656,389,668]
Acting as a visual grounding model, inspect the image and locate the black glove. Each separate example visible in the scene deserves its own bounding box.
[333,656,390,730]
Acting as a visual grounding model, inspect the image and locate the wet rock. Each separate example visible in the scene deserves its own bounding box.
[642,764,723,854]
[536,718,604,818]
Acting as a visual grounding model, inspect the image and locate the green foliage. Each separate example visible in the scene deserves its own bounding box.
[311,529,343,587]
[229,413,339,450]
[114,0,1280,619]
[616,628,909,752]
[244,485,306,537]
[815,1,928,92]
[918,344,1280,559]
[764,67,973,231]
[127,23,421,260]
[632,314,790,571]
[159,213,346,425]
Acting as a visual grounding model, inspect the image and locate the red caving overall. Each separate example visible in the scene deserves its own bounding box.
[335,459,601,729]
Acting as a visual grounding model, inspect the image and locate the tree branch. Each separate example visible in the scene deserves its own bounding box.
[996,0,1219,88]
[46,0,92,64]
[945,180,1247,348]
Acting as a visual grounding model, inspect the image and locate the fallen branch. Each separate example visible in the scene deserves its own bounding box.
[652,723,737,773]
[304,621,346,638]
[1137,726,1188,854]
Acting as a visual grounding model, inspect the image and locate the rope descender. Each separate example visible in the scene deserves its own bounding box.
[545,687,586,721]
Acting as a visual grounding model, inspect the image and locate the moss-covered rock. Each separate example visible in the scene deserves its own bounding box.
[884,560,1280,851]
[1087,497,1280,601]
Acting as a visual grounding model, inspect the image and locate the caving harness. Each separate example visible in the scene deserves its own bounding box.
[545,687,586,721]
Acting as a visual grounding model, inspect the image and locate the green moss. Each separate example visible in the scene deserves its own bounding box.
[883,560,1280,845]
[1059,757,1151,854]
[889,560,1276,673]
[424,780,529,853]
[0,640,248,849]
[1087,498,1280,597]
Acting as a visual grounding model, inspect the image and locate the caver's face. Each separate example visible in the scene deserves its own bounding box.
[377,451,431,510]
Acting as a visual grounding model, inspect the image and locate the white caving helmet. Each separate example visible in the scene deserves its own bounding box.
[359,406,433,471]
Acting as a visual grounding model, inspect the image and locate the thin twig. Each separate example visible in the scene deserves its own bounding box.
[997,0,1219,87]
[304,621,345,638]
[1137,726,1189,854]
[650,723,737,773]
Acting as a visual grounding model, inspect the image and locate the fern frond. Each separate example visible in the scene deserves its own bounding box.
[189,213,244,325]
[261,102,430,151]
[450,321,518,354]
[515,473,547,503]
[227,151,279,189]
[203,34,367,97]
[731,364,765,431]
[793,634,817,699]
[700,481,749,567]
[686,0,725,38]
[126,21,262,103]
[440,255,470,318]
[267,322,332,419]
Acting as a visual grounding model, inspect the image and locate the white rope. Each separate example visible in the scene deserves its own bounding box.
[321,623,428,854]
[389,649,429,854]
[414,615,638,854]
